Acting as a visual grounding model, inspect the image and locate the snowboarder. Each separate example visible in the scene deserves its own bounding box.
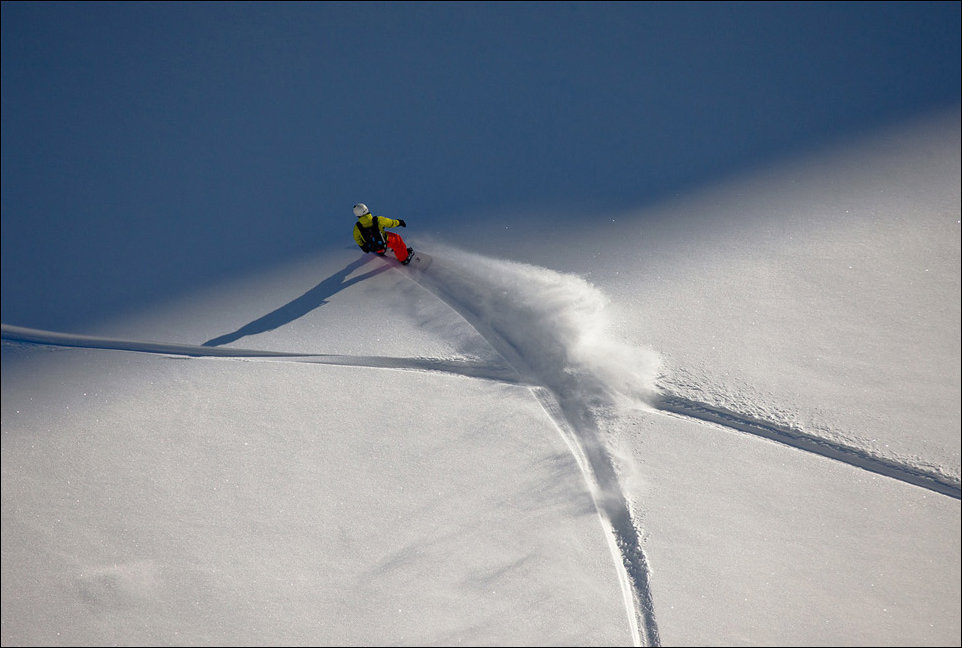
[352,203,413,265]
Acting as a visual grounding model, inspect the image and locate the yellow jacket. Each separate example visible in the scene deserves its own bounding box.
[353,214,403,248]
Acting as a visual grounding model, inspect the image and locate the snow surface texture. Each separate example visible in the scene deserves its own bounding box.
[3,111,960,645]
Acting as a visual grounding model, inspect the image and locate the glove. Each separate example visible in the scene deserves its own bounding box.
[397,219,406,227]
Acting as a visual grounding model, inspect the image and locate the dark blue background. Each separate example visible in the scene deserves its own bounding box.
[3,1,959,330]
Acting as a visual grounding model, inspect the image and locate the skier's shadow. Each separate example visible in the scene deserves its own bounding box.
[202,256,388,347]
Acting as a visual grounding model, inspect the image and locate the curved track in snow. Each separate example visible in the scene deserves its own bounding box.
[398,252,661,647]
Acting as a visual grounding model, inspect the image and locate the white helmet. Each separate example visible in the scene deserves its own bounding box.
[353,203,370,218]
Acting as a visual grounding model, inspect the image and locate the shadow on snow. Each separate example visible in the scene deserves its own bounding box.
[202,257,388,348]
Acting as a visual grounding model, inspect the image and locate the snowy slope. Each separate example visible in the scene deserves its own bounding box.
[2,112,960,646]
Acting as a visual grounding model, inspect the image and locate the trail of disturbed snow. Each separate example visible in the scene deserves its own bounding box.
[398,249,662,647]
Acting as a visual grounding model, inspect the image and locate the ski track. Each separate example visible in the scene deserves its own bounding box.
[3,249,959,646]
[7,321,956,505]
[399,253,659,647]
[654,393,961,500]
[0,324,527,385]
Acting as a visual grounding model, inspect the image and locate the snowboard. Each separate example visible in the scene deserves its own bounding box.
[404,250,432,270]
